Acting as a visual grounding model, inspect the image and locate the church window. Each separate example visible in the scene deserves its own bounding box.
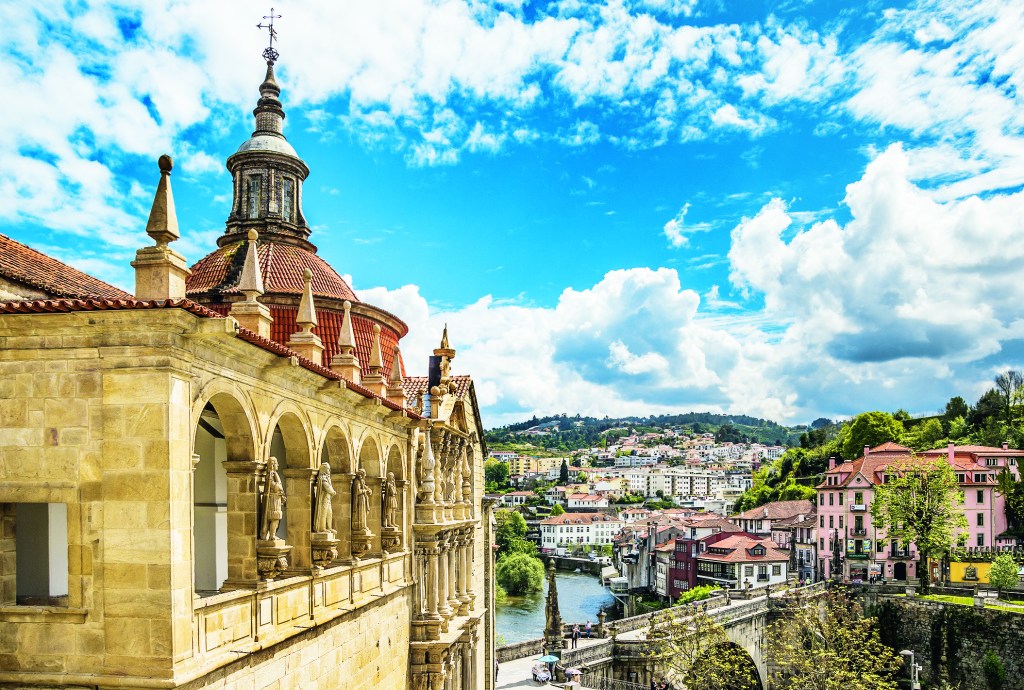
[282,178,294,222]
[247,177,261,219]
[0,503,69,606]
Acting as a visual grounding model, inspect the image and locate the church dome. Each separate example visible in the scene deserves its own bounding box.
[235,133,299,158]
[187,240,357,303]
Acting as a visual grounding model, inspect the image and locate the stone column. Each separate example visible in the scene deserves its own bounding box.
[437,537,453,619]
[424,545,441,620]
[222,459,264,587]
[456,533,470,615]
[447,541,460,614]
[283,467,316,570]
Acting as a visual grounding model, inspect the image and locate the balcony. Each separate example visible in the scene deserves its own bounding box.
[852,527,867,536]
[847,552,869,560]
[851,504,867,512]
[890,549,912,559]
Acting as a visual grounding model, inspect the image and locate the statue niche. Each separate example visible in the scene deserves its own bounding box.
[311,461,339,570]
[350,468,373,559]
[381,471,402,552]
[256,456,291,580]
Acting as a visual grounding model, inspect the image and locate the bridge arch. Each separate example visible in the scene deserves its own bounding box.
[689,640,763,690]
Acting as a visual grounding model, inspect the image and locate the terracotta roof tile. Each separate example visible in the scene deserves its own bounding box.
[403,375,472,401]
[730,499,814,521]
[187,240,358,302]
[0,233,133,300]
[698,535,789,563]
[0,297,421,419]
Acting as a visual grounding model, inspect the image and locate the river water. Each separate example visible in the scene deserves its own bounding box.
[496,571,619,644]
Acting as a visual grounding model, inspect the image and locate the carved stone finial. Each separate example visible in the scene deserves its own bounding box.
[296,267,317,333]
[369,324,384,371]
[145,154,180,247]
[339,300,356,353]
[238,229,264,302]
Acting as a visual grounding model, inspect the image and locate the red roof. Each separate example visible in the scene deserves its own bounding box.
[205,303,402,376]
[0,297,420,418]
[403,375,472,401]
[730,499,814,521]
[187,240,357,302]
[541,512,622,526]
[698,535,788,563]
[0,233,133,300]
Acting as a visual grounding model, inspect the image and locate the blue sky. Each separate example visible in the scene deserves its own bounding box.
[4,0,1024,426]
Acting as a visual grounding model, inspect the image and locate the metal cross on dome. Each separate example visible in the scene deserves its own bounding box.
[257,8,281,64]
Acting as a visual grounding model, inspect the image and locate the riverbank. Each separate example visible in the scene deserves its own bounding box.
[496,570,619,644]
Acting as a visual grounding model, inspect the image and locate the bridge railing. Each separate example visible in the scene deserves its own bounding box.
[580,676,648,690]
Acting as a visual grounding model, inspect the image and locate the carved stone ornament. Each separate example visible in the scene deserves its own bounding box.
[311,533,339,570]
[256,540,291,580]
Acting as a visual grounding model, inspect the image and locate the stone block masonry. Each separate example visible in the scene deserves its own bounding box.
[876,598,1024,690]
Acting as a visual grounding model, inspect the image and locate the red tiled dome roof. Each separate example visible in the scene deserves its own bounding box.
[186,240,357,302]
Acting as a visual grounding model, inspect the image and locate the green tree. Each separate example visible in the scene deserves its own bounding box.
[841,411,905,459]
[870,456,967,594]
[989,553,1019,596]
[495,552,544,595]
[766,588,901,690]
[646,608,758,690]
[484,459,510,491]
[494,509,536,557]
[948,415,969,441]
[558,458,569,485]
[970,388,1004,428]
[904,418,944,451]
[944,396,969,431]
[996,467,1024,536]
[550,503,565,516]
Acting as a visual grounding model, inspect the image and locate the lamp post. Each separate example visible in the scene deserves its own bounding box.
[900,650,922,690]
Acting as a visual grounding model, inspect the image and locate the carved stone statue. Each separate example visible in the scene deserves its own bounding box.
[260,456,286,541]
[383,471,399,529]
[352,468,372,535]
[313,461,336,534]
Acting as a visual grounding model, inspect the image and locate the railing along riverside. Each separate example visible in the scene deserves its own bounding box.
[580,676,648,690]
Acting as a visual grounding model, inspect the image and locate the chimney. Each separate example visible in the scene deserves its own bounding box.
[1003,441,1009,451]
[864,445,870,459]
[829,455,837,470]
[948,442,955,465]
[132,155,190,300]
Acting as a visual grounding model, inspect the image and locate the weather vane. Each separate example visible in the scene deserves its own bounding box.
[257,8,281,64]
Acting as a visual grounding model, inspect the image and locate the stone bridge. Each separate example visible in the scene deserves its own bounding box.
[496,581,827,689]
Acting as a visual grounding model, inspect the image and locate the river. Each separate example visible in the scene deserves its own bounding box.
[496,570,619,644]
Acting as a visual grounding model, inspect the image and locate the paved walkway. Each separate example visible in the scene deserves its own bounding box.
[496,638,606,689]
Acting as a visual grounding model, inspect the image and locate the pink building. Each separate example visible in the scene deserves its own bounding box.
[816,442,1023,583]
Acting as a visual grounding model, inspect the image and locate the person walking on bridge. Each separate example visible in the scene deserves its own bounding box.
[571,624,580,649]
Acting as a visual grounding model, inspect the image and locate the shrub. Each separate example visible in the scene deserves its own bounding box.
[496,552,544,595]
[677,584,720,606]
[983,650,1005,690]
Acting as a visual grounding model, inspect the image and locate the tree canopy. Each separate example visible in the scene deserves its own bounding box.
[484,459,511,493]
[494,509,536,558]
[989,553,1019,594]
[840,411,904,459]
[870,456,966,594]
[647,608,759,690]
[495,552,544,596]
[766,589,901,690]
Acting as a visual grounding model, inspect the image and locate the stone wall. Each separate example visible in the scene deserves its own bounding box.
[876,598,1024,690]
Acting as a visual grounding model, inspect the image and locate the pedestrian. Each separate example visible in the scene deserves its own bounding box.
[585,619,592,638]
[571,624,580,649]
[650,677,659,690]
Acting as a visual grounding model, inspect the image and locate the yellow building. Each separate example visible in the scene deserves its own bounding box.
[0,49,494,690]
[507,455,538,476]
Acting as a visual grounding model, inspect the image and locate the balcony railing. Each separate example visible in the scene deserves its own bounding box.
[852,527,867,536]
[847,552,869,560]
[850,504,867,512]
[890,549,912,559]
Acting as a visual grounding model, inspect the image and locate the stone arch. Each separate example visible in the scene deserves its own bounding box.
[357,436,383,555]
[320,423,353,561]
[190,389,257,594]
[266,406,314,569]
[690,641,763,690]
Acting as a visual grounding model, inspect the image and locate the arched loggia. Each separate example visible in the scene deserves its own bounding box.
[268,410,312,569]
[321,425,352,562]
[192,393,256,594]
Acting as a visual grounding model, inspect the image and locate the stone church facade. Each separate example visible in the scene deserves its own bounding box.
[0,52,495,690]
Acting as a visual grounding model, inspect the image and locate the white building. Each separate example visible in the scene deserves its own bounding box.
[540,513,623,550]
[567,494,610,509]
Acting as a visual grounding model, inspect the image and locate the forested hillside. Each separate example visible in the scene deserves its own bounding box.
[734,370,1024,512]
[485,412,805,453]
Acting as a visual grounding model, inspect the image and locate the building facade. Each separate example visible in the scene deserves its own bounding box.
[0,52,494,690]
[816,442,1023,583]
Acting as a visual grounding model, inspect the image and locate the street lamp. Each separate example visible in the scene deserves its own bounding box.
[900,650,921,690]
